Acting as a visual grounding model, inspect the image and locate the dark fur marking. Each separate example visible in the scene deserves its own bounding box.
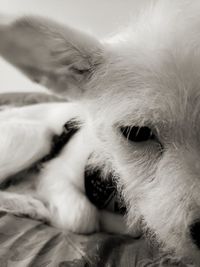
[41,119,81,163]
[0,119,81,190]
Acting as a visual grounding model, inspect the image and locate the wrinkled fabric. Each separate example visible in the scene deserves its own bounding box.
[0,212,186,267]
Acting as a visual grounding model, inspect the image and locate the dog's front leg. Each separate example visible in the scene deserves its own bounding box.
[37,122,100,234]
[38,157,100,233]
[0,102,80,182]
[0,120,52,181]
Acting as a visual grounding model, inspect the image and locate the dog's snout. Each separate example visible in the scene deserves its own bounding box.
[190,221,200,249]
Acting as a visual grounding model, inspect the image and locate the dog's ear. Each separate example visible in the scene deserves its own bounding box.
[0,16,104,98]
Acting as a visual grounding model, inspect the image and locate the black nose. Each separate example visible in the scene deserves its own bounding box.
[190,221,200,249]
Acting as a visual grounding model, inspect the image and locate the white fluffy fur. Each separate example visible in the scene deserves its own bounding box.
[1,0,200,264]
[0,103,128,235]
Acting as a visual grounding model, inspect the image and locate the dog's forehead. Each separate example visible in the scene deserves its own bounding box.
[91,47,200,128]
[89,1,200,128]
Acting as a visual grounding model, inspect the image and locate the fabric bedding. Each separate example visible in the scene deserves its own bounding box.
[0,92,185,267]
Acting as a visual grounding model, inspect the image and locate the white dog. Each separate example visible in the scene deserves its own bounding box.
[1,0,200,265]
[0,102,128,235]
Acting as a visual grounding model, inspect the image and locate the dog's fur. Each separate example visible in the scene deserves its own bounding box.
[1,0,200,264]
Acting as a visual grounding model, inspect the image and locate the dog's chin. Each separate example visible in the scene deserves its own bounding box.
[162,246,199,266]
[125,206,199,265]
[141,224,199,266]
[137,225,194,266]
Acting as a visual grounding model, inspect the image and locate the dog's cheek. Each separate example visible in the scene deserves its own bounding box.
[95,125,162,208]
[134,153,200,261]
[137,185,198,262]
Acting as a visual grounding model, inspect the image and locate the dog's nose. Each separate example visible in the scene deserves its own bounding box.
[190,221,200,249]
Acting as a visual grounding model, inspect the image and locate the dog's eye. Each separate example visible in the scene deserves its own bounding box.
[120,126,156,142]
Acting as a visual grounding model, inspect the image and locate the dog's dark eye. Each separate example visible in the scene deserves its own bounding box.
[120,126,156,142]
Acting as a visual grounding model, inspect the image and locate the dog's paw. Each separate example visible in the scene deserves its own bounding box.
[0,193,50,223]
[22,196,50,223]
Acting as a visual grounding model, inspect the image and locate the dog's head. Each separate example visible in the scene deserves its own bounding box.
[1,1,200,264]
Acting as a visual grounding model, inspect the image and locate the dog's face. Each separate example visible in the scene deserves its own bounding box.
[86,43,200,264]
[1,1,200,263]
[88,50,200,262]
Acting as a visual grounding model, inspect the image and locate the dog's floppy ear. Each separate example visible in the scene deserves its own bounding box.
[0,16,104,97]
